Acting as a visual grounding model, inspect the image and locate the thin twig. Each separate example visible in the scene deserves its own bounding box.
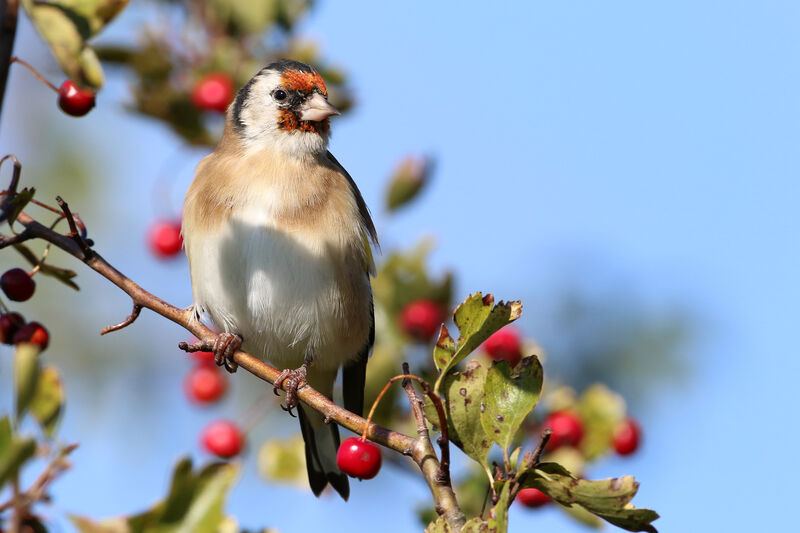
[55,196,92,257]
[100,303,142,335]
[9,56,58,92]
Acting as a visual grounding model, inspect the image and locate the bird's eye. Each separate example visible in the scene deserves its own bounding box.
[274,89,287,101]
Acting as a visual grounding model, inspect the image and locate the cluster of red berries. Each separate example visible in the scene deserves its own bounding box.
[182,343,244,458]
[0,268,49,350]
[517,412,642,509]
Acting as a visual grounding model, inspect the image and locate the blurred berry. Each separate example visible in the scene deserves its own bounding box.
[484,327,522,366]
[191,73,235,113]
[148,219,183,258]
[544,410,584,450]
[613,417,641,456]
[201,420,244,458]
[400,299,444,342]
[13,321,49,351]
[0,312,25,344]
[185,365,227,404]
[1,268,35,301]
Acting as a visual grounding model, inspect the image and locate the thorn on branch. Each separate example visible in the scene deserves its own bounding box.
[100,303,142,335]
[530,427,552,468]
[55,196,93,258]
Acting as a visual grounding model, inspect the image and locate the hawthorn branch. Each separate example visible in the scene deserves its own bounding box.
[0,171,466,528]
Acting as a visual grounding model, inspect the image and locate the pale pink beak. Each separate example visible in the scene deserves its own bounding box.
[299,92,340,121]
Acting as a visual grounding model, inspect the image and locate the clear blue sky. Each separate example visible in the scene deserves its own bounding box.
[1,1,798,531]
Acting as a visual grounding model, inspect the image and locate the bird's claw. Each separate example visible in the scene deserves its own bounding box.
[212,333,242,373]
[273,364,308,414]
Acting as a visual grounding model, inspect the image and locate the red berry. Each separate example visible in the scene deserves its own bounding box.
[148,219,183,258]
[336,437,382,479]
[192,349,215,365]
[484,327,522,366]
[13,322,49,351]
[184,365,227,404]
[517,487,552,508]
[612,417,641,456]
[399,300,444,342]
[191,73,235,113]
[1,268,35,302]
[543,411,584,450]
[58,80,96,117]
[0,312,25,344]
[201,420,244,458]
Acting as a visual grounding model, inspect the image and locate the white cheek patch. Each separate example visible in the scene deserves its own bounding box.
[236,71,330,155]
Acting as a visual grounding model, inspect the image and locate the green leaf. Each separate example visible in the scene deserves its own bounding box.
[13,243,79,290]
[461,518,488,533]
[15,342,41,421]
[386,155,433,211]
[258,435,306,486]
[30,366,65,438]
[69,516,129,533]
[425,361,493,478]
[2,187,34,226]
[487,480,511,533]
[0,416,11,453]
[576,384,627,460]
[480,356,543,454]
[0,436,36,485]
[136,457,238,532]
[523,462,659,532]
[20,0,128,88]
[434,293,522,393]
[424,516,451,533]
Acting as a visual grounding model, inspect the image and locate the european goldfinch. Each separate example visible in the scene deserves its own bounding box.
[182,59,377,500]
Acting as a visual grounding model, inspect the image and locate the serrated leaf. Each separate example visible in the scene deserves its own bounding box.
[425,361,493,477]
[15,343,41,421]
[13,243,79,290]
[487,480,511,533]
[480,356,543,454]
[523,462,659,532]
[424,516,451,533]
[434,293,522,393]
[461,518,488,533]
[47,0,130,37]
[30,366,65,438]
[0,436,36,485]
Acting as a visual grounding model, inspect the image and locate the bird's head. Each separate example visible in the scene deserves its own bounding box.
[230,59,340,155]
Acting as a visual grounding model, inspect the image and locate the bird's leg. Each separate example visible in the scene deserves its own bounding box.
[179,333,242,374]
[273,354,312,413]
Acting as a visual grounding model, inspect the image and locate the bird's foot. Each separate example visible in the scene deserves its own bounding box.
[273,362,309,414]
[179,333,242,373]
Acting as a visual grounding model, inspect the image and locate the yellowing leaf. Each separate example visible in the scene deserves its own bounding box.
[30,366,65,438]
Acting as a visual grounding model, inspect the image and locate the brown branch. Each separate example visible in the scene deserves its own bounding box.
[400,363,463,530]
[0,0,19,120]
[8,56,58,92]
[100,303,142,335]
[0,193,467,525]
[0,443,77,514]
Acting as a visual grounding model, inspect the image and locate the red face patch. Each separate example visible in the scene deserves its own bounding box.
[277,109,330,135]
[281,69,328,96]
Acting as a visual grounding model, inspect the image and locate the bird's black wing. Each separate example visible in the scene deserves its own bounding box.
[342,298,373,417]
